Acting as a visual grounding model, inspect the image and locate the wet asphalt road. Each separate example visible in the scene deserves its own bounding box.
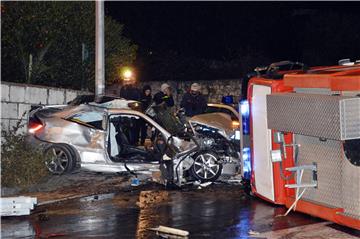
[2,184,359,239]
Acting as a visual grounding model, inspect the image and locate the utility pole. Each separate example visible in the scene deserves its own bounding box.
[95,0,105,98]
[28,54,33,84]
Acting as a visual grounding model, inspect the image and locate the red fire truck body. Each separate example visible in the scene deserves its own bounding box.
[246,63,360,230]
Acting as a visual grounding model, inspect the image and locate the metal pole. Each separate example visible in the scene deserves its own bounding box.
[95,0,105,97]
[28,54,33,83]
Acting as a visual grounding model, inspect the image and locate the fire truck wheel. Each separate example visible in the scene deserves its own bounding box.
[190,151,223,182]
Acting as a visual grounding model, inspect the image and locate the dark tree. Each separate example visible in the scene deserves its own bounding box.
[1,2,137,90]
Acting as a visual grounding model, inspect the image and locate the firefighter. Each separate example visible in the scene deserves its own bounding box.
[152,83,183,136]
[153,83,175,108]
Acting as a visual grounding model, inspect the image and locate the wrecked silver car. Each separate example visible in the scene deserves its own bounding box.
[27,95,240,186]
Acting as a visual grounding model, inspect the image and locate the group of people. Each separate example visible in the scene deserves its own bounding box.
[119,81,207,145]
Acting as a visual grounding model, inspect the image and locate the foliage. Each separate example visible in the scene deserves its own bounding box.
[105,16,138,85]
[1,2,137,90]
[1,117,48,188]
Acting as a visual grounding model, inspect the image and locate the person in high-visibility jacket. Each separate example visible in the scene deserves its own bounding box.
[153,83,174,107]
[152,83,183,136]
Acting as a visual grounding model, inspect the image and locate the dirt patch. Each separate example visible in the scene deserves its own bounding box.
[137,190,170,209]
[9,171,132,204]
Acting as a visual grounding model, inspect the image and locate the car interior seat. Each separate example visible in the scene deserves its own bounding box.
[112,116,153,161]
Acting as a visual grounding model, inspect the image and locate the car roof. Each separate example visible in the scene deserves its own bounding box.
[68,94,122,105]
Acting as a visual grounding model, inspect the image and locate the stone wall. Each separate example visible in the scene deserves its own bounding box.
[106,79,243,106]
[1,82,85,133]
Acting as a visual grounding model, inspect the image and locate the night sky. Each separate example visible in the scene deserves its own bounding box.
[106,1,360,80]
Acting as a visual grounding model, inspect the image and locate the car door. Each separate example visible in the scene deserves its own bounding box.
[107,113,164,173]
[65,110,108,164]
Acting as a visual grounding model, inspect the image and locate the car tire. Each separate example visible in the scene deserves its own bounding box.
[44,144,75,175]
[61,144,78,172]
[190,151,223,183]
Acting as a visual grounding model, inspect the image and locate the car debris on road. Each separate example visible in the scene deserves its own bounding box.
[149,225,189,238]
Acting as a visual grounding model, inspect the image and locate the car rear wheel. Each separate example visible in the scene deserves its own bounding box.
[44,144,75,174]
[190,151,223,182]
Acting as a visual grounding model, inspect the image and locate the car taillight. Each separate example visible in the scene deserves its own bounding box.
[28,116,44,134]
[29,124,43,134]
[128,102,142,111]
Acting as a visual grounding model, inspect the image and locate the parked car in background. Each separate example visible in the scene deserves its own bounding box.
[205,103,240,128]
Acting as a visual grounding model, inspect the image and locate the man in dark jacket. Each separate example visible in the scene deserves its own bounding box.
[139,85,152,145]
[140,85,152,111]
[120,82,141,101]
[180,83,207,117]
[119,81,141,145]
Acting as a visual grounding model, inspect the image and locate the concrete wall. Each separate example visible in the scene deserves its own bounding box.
[1,82,85,134]
[107,79,243,106]
[2,79,242,133]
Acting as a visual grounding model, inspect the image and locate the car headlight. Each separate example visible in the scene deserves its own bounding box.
[128,102,142,111]
[203,138,215,146]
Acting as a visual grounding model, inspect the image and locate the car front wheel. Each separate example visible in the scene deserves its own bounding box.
[190,151,223,182]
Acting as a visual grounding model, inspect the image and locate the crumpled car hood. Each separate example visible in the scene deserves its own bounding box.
[189,112,234,138]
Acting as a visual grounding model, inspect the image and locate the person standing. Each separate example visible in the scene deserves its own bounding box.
[139,85,152,145]
[119,81,141,145]
[180,83,207,117]
[120,81,141,101]
[152,83,182,136]
[153,83,174,107]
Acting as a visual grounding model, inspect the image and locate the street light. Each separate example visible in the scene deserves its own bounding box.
[123,69,133,79]
[119,67,135,82]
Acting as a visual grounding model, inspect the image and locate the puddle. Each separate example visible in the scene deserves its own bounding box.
[2,185,349,239]
[1,220,35,238]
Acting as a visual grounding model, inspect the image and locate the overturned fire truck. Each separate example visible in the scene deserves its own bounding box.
[241,61,360,230]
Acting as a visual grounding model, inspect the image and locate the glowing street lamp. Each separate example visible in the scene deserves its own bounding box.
[119,67,135,82]
[123,69,133,79]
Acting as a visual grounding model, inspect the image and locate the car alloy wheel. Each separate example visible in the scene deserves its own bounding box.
[191,152,222,182]
[44,145,72,174]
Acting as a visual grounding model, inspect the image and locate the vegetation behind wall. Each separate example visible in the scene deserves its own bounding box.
[1,117,48,188]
